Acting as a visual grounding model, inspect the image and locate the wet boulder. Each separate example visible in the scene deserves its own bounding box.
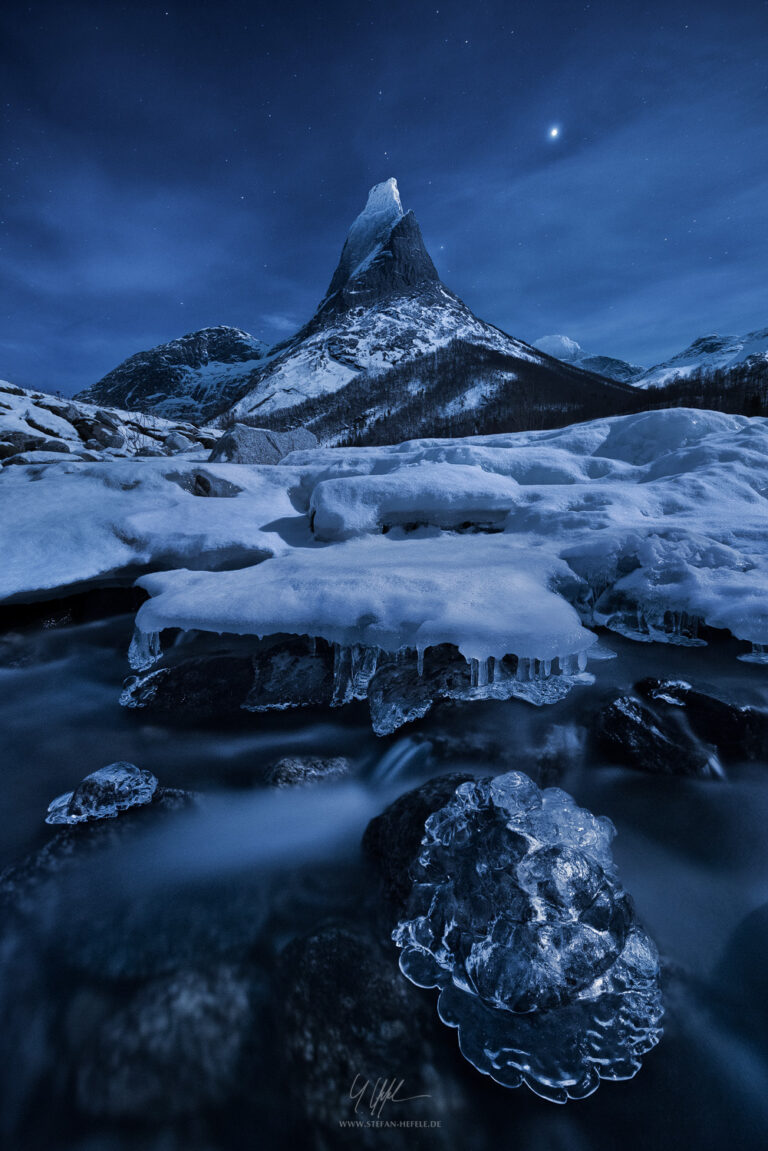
[279,926,464,1148]
[594,695,722,778]
[263,756,351,789]
[74,964,264,1121]
[362,773,473,916]
[636,678,768,762]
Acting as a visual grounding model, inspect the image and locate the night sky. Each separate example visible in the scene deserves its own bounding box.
[2,0,767,394]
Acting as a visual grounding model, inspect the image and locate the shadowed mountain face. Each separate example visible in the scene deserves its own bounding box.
[315,179,440,319]
[75,326,269,423]
[79,179,635,437]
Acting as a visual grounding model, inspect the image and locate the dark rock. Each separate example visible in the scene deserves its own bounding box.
[594,695,722,778]
[122,638,335,717]
[636,678,768,761]
[243,638,334,711]
[75,326,270,423]
[263,756,351,788]
[319,208,439,319]
[74,964,264,1120]
[362,773,473,916]
[121,656,256,717]
[279,926,464,1148]
[208,422,318,464]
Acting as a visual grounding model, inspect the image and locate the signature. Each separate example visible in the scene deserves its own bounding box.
[349,1074,432,1119]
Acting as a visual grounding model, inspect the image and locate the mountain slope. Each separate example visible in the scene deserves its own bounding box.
[636,328,768,388]
[76,326,269,423]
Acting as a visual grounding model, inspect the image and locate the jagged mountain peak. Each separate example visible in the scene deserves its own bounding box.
[317,177,439,318]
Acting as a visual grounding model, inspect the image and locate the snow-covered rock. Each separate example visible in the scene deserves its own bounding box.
[209,423,317,464]
[75,326,270,423]
[0,456,297,602]
[392,772,663,1101]
[0,378,218,465]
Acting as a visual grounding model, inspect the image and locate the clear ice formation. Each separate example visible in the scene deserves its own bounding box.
[46,762,158,825]
[124,629,594,735]
[392,772,663,1102]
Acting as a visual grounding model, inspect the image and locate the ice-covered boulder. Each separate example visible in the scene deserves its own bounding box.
[392,772,663,1101]
[208,423,317,464]
[46,762,158,825]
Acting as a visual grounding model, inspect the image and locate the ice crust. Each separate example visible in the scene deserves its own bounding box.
[393,772,663,1102]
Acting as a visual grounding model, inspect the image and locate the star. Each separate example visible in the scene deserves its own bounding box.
[548,125,561,140]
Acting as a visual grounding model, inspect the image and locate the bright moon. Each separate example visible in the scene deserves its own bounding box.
[549,126,560,139]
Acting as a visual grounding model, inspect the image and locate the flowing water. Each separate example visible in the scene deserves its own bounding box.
[1,610,767,1149]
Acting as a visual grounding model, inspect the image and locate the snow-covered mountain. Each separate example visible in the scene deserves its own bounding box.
[536,327,768,391]
[224,179,634,441]
[80,179,633,441]
[76,326,269,423]
[534,335,645,384]
[636,328,768,388]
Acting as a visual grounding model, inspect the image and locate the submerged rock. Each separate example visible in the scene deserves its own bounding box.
[594,696,723,779]
[75,964,263,1121]
[279,926,464,1147]
[392,772,663,1102]
[46,762,158,825]
[263,756,351,788]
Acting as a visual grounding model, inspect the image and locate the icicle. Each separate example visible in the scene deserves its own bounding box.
[417,646,425,677]
[578,649,588,672]
[738,642,768,665]
[128,629,162,671]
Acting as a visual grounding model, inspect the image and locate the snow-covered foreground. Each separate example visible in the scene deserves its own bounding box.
[2,407,767,725]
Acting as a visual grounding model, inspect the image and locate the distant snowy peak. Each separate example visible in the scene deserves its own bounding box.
[636,327,768,388]
[534,335,584,363]
[534,335,645,384]
[76,326,270,423]
[316,177,439,319]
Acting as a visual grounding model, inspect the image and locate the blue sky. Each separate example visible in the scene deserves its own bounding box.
[1,0,767,393]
